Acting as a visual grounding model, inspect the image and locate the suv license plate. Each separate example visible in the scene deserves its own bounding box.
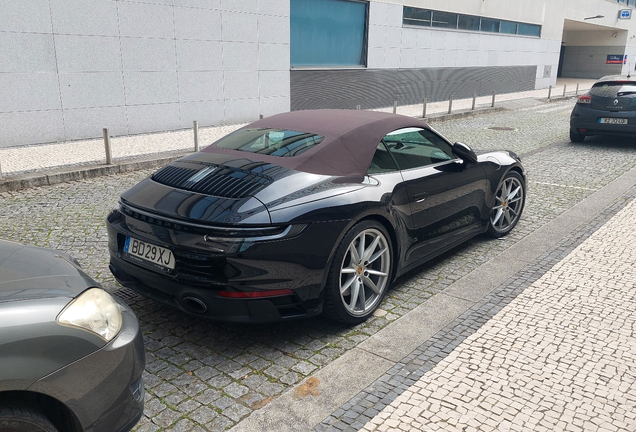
[124,237,175,271]
[599,118,628,124]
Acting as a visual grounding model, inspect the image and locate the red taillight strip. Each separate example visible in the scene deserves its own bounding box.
[577,95,592,104]
[219,289,294,298]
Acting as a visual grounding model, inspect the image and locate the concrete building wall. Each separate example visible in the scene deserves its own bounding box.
[0,0,291,147]
[4,0,636,147]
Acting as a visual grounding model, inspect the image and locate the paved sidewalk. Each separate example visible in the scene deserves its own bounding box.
[0,78,595,178]
[360,196,636,432]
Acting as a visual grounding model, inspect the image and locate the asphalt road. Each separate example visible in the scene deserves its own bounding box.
[1,99,635,432]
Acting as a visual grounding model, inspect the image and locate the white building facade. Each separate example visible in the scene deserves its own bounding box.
[2,0,636,146]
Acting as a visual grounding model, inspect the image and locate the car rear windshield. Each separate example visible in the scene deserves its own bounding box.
[590,82,636,97]
[215,128,325,157]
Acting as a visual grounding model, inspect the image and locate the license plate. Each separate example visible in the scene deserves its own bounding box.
[599,118,628,124]
[124,237,175,271]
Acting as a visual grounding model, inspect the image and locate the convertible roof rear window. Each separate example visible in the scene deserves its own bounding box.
[216,128,325,158]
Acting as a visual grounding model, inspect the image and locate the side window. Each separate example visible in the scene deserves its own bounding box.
[383,127,454,170]
[368,141,398,174]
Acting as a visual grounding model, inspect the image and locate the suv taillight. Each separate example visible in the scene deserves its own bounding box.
[577,95,592,104]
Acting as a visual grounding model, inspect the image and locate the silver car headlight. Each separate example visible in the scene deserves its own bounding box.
[57,288,123,342]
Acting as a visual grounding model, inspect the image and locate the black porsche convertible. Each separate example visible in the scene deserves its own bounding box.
[107,110,525,324]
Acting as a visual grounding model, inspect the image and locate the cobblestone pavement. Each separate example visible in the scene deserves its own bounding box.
[0,98,635,431]
[320,187,636,432]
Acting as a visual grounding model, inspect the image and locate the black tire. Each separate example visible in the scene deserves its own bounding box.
[0,405,59,432]
[487,171,525,238]
[570,129,585,143]
[323,220,393,324]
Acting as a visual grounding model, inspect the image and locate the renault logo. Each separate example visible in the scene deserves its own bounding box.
[614,99,619,105]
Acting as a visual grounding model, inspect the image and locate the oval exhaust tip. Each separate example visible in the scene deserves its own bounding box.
[182,296,208,314]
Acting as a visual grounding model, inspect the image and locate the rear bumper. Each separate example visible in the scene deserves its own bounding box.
[106,209,350,323]
[570,105,636,137]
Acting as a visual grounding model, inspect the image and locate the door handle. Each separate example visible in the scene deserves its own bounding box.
[414,192,427,203]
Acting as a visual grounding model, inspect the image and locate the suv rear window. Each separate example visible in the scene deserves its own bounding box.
[215,128,325,157]
[590,82,636,97]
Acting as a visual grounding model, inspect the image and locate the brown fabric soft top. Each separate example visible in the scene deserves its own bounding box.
[203,109,430,177]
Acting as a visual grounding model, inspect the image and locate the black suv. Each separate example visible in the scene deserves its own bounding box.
[570,75,636,142]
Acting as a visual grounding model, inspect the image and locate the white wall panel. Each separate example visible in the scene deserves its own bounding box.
[222,11,258,42]
[55,35,121,73]
[402,28,418,49]
[258,15,290,44]
[173,0,221,9]
[400,48,417,68]
[224,70,259,99]
[176,40,224,71]
[63,106,129,140]
[223,42,259,70]
[179,100,224,128]
[0,0,52,33]
[221,0,258,13]
[385,47,401,68]
[369,1,388,26]
[178,71,224,102]
[59,72,125,109]
[430,49,444,67]
[124,72,179,105]
[368,25,387,48]
[0,111,65,146]
[385,26,402,48]
[118,2,174,39]
[0,73,60,112]
[175,7,222,41]
[121,37,176,72]
[442,50,456,67]
[0,33,56,73]
[259,43,290,71]
[127,103,181,134]
[417,30,432,49]
[444,32,458,51]
[415,49,431,68]
[368,47,385,68]
[258,0,290,17]
[260,96,290,117]
[50,0,119,36]
[385,3,404,27]
[259,70,290,98]
[224,98,259,123]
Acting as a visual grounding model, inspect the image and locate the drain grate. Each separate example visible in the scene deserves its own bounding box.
[487,126,516,131]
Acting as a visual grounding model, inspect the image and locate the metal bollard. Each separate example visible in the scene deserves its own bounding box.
[448,95,453,114]
[472,93,477,111]
[103,128,112,165]
[422,98,427,119]
[491,91,496,107]
[563,85,567,97]
[576,83,580,95]
[548,85,552,100]
[356,105,361,110]
[393,101,397,114]
[193,121,199,152]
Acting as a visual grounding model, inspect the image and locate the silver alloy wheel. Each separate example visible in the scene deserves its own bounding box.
[490,175,524,233]
[339,228,390,317]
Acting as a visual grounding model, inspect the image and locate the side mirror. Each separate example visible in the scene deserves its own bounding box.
[452,142,478,163]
